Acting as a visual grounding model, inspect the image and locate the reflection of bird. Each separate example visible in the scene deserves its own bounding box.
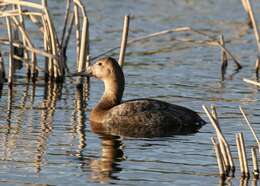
[87,57,206,137]
[89,135,124,183]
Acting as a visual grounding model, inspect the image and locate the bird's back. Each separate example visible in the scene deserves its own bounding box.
[91,99,206,137]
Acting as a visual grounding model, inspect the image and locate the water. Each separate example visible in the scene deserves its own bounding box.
[1,0,260,185]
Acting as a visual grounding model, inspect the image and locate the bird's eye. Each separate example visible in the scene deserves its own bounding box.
[98,63,102,66]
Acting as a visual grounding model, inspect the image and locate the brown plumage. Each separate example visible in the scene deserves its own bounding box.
[87,57,206,137]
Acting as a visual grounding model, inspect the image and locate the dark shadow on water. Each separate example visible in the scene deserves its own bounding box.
[90,119,202,138]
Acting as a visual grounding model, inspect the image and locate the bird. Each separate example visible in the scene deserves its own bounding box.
[86,57,206,137]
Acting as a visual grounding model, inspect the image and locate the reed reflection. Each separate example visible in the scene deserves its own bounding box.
[2,83,30,161]
[0,83,3,99]
[239,177,249,186]
[34,82,62,173]
[2,87,13,160]
[71,81,89,157]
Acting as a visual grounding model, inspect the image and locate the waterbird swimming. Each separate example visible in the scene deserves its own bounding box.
[85,57,206,137]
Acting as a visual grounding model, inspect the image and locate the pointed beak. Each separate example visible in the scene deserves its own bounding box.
[70,66,93,77]
[86,66,93,76]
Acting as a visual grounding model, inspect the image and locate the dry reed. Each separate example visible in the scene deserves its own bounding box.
[251,148,259,178]
[203,105,235,175]
[118,15,130,67]
[0,0,89,82]
[212,137,226,178]
[219,35,228,80]
[243,78,260,87]
[0,51,5,83]
[238,133,249,178]
[93,26,242,71]
[6,16,14,85]
[239,106,260,158]
[236,133,245,177]
[241,0,260,76]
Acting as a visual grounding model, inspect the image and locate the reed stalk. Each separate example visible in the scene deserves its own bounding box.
[43,9,63,79]
[77,16,88,72]
[0,39,59,61]
[11,16,37,77]
[251,148,259,179]
[256,56,260,77]
[236,133,245,177]
[203,105,235,172]
[0,51,5,83]
[238,133,249,177]
[93,26,242,70]
[41,0,47,7]
[244,0,260,76]
[241,0,253,27]
[244,0,260,52]
[243,78,260,87]
[211,105,230,173]
[74,3,81,63]
[61,0,72,47]
[43,17,50,79]
[6,17,14,85]
[62,13,74,54]
[239,106,260,156]
[219,35,228,80]
[86,55,90,69]
[212,137,225,177]
[118,15,130,67]
[17,1,30,77]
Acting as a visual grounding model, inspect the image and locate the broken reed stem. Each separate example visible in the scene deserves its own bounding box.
[211,105,230,172]
[10,16,37,77]
[243,78,260,87]
[251,148,259,178]
[93,26,241,70]
[211,105,219,126]
[118,15,130,67]
[241,0,253,27]
[77,16,89,87]
[244,0,260,53]
[17,2,30,76]
[43,17,50,79]
[219,35,228,79]
[212,137,225,177]
[243,0,260,77]
[256,56,260,77]
[239,133,249,178]
[0,39,59,61]
[74,4,81,63]
[61,0,71,46]
[86,55,90,69]
[0,51,5,83]
[77,16,89,72]
[239,106,260,152]
[6,17,14,85]
[236,133,245,177]
[203,105,235,172]
[42,0,47,7]
[45,18,57,78]
[62,13,74,52]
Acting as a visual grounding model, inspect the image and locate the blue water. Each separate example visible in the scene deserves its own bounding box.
[0,0,260,185]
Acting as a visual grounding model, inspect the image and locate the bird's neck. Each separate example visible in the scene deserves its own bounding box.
[93,77,124,113]
[90,67,125,123]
